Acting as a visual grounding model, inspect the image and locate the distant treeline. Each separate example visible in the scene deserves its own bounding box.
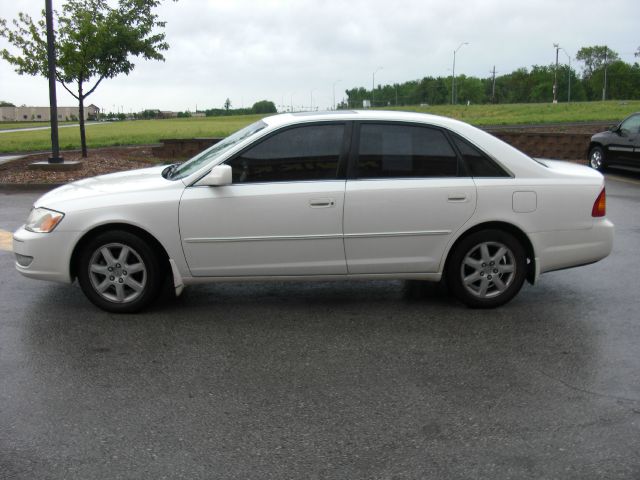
[344,45,640,107]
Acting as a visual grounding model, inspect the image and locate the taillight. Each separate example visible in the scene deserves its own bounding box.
[592,187,606,217]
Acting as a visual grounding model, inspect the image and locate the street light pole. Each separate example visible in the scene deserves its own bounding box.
[451,42,468,105]
[45,0,63,163]
[372,66,383,108]
[310,89,316,111]
[560,47,572,103]
[553,43,560,104]
[333,80,341,110]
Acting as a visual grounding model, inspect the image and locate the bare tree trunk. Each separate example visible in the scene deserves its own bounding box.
[78,81,87,158]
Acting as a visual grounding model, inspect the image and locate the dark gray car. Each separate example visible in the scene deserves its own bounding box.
[588,112,640,171]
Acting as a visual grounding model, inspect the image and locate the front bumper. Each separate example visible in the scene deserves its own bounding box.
[13,226,77,284]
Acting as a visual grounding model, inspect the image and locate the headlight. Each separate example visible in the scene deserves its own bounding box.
[25,207,65,233]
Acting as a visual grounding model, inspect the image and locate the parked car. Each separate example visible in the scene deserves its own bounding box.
[14,111,614,312]
[588,112,640,171]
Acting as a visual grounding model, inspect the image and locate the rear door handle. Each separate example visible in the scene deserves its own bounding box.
[447,194,468,202]
[309,197,335,208]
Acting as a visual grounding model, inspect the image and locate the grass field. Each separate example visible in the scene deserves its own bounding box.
[1,101,639,154]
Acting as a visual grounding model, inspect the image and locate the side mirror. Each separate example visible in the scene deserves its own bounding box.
[197,164,232,186]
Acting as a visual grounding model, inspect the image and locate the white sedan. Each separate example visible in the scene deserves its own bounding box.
[13,111,614,312]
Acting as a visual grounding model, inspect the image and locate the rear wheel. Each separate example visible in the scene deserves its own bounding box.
[589,146,606,171]
[77,230,164,313]
[446,229,527,308]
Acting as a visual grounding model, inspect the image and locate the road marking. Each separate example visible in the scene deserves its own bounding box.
[0,229,13,252]
[605,174,640,186]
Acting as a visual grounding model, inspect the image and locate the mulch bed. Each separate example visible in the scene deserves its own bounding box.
[0,146,165,185]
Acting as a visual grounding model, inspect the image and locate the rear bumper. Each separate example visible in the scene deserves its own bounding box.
[13,226,76,284]
[530,218,614,275]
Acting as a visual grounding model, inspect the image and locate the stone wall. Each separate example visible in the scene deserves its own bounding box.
[486,131,592,161]
[152,138,222,159]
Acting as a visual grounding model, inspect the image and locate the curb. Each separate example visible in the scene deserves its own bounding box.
[0,183,64,192]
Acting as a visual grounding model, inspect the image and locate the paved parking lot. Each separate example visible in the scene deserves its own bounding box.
[1,173,639,479]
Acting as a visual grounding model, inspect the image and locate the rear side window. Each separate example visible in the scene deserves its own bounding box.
[227,124,344,183]
[452,134,509,177]
[357,124,458,178]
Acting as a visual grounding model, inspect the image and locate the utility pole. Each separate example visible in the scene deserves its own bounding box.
[490,66,497,103]
[602,46,608,101]
[45,0,63,163]
[553,43,560,104]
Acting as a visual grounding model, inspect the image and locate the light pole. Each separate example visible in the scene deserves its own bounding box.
[290,92,294,113]
[45,0,63,163]
[332,80,341,110]
[602,46,609,102]
[451,42,469,105]
[553,43,560,104]
[310,89,316,111]
[560,47,572,103]
[372,66,383,108]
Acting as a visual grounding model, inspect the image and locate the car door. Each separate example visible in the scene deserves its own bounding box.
[179,123,349,277]
[343,122,476,274]
[609,114,640,166]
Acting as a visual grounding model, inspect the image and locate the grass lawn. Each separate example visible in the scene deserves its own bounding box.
[0,101,638,154]
[386,100,640,126]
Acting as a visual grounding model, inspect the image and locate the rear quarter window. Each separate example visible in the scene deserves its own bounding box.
[451,134,510,177]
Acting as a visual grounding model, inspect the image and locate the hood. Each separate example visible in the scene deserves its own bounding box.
[35,165,176,208]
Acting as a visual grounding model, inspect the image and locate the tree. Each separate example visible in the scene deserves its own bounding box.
[576,46,619,79]
[251,100,276,114]
[0,100,15,107]
[224,98,232,112]
[0,0,173,157]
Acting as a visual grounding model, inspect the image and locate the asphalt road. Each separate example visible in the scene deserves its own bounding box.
[1,173,639,480]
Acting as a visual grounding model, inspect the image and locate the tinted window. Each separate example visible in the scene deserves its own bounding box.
[227,124,344,183]
[620,114,640,134]
[357,124,458,178]
[452,135,509,177]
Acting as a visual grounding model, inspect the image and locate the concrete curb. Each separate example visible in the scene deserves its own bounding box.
[0,183,63,192]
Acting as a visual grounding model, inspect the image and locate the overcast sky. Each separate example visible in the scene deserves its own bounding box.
[1,0,639,113]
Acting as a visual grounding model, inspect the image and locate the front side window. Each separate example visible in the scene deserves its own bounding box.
[170,120,267,180]
[620,114,640,135]
[227,124,344,183]
[357,124,458,178]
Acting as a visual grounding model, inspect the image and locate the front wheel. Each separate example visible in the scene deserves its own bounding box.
[77,230,164,313]
[446,229,527,308]
[589,146,606,171]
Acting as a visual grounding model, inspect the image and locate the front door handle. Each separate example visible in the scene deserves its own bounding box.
[309,198,335,208]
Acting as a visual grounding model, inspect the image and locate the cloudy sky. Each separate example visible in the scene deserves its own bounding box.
[1,0,639,113]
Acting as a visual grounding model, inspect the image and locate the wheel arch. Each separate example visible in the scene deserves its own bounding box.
[69,222,171,281]
[443,221,537,285]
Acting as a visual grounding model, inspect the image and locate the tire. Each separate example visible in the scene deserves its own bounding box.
[446,229,527,309]
[588,146,606,172]
[77,230,164,313]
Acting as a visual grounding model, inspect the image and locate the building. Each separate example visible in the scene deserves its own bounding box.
[0,104,100,122]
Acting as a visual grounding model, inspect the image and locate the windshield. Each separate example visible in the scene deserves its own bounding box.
[168,120,267,180]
